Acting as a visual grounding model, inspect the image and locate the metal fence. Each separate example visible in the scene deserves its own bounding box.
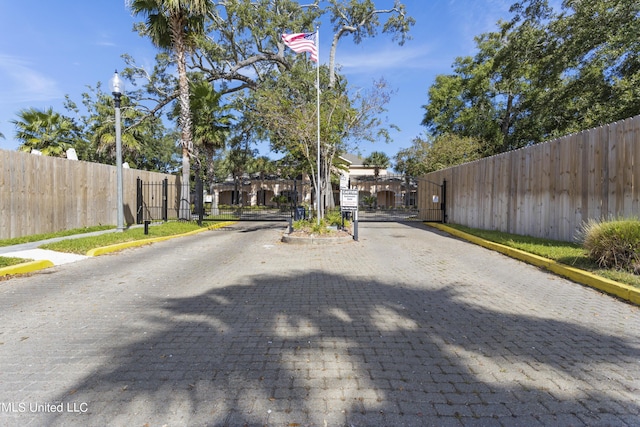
[355,208,421,222]
[201,206,297,222]
[136,177,169,223]
[348,174,444,222]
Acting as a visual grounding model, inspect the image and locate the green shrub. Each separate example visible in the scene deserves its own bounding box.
[579,218,640,273]
[292,210,351,234]
[362,195,376,208]
[292,218,331,234]
[325,209,347,227]
[291,219,307,231]
[271,195,289,206]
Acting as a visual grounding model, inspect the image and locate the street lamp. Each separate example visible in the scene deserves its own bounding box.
[109,70,125,231]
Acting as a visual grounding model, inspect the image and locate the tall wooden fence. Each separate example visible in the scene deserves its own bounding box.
[0,149,181,240]
[419,115,640,242]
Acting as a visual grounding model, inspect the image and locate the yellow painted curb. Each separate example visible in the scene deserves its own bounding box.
[86,221,236,257]
[0,260,55,277]
[427,223,640,306]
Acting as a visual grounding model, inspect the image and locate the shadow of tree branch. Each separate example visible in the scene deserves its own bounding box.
[49,271,639,425]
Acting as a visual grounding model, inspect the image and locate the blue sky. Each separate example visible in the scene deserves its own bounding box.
[0,0,522,162]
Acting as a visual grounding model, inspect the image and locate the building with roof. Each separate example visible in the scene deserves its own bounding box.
[209,153,416,210]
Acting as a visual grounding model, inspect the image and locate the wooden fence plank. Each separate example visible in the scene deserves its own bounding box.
[622,118,635,216]
[498,153,510,232]
[0,154,8,238]
[627,116,640,218]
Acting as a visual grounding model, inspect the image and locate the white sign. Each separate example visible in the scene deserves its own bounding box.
[341,189,359,211]
[340,174,349,190]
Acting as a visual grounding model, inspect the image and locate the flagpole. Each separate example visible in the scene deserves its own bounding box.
[316,26,321,225]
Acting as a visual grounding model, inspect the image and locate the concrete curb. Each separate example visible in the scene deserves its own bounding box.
[281,233,354,245]
[427,223,640,306]
[0,260,55,277]
[0,221,236,277]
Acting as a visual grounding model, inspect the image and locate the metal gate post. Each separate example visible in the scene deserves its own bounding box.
[441,179,447,223]
[353,210,359,241]
[136,177,143,224]
[195,175,203,226]
[162,178,168,221]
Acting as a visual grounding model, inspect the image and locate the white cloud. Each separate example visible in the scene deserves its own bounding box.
[0,54,62,104]
[95,31,117,47]
[335,43,445,74]
[446,0,513,51]
[96,40,117,47]
[332,0,517,75]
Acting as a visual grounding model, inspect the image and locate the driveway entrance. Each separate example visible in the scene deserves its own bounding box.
[1,222,637,426]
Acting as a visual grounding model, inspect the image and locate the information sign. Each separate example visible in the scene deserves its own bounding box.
[340,174,349,190]
[341,189,359,211]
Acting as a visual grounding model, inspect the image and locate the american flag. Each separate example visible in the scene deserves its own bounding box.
[281,32,318,62]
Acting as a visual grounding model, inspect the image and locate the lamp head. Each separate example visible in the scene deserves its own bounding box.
[109,70,124,95]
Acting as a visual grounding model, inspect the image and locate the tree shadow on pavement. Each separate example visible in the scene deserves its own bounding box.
[49,271,639,426]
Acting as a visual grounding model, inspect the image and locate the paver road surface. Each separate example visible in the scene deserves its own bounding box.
[0,222,638,426]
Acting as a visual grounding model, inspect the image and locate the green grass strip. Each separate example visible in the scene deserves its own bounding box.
[0,257,32,268]
[40,221,222,255]
[0,225,115,247]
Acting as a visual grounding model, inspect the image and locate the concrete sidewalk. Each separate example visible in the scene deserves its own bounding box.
[0,228,118,266]
[0,221,638,426]
[0,222,232,271]
[0,248,88,266]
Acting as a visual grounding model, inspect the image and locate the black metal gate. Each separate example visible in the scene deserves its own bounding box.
[350,175,446,223]
[137,177,302,224]
[196,205,296,222]
[355,207,421,222]
[136,177,169,223]
[136,176,446,224]
[193,176,298,223]
[418,178,446,223]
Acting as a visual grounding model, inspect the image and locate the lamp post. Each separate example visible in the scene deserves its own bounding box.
[110,70,125,231]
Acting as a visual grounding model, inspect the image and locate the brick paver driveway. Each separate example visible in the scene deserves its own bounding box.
[0,222,638,426]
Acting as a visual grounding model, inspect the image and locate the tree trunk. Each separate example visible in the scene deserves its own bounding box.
[173,16,193,220]
[328,27,350,88]
[180,146,191,219]
[322,154,335,211]
[322,173,331,213]
[500,92,514,152]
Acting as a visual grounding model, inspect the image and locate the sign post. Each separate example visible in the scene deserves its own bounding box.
[340,189,359,241]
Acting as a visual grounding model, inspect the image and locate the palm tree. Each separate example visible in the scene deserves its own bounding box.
[364,151,391,179]
[91,93,144,165]
[250,156,276,180]
[12,107,78,157]
[226,134,256,207]
[130,0,212,218]
[363,151,390,207]
[186,79,233,189]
